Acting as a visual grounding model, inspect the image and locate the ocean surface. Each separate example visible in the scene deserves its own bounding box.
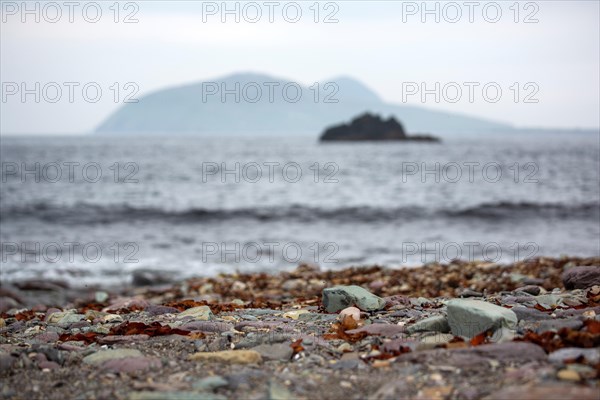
[1,133,599,288]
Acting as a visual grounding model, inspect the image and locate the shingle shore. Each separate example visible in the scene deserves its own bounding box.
[1,257,599,400]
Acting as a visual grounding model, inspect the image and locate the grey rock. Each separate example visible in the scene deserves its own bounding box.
[193,376,229,392]
[562,266,600,289]
[57,313,85,326]
[514,285,542,295]
[322,285,385,313]
[297,313,337,322]
[535,318,583,333]
[447,299,517,338]
[240,309,282,316]
[252,343,293,361]
[407,315,450,334]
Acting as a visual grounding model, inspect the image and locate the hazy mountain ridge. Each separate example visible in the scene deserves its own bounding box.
[95,72,517,135]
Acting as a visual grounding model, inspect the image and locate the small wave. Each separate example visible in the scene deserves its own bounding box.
[1,201,597,225]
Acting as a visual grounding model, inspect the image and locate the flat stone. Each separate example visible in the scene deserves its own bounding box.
[83,349,144,365]
[549,347,600,364]
[416,333,455,350]
[177,306,214,321]
[447,299,517,338]
[407,315,450,334]
[188,350,262,364]
[179,321,233,333]
[252,343,293,361]
[102,356,161,373]
[562,266,600,289]
[511,306,552,321]
[322,285,386,313]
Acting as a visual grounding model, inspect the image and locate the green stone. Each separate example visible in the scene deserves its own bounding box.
[322,285,385,313]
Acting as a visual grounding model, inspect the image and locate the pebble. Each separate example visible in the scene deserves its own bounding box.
[176,306,214,321]
[282,310,309,320]
[188,350,262,364]
[57,313,85,326]
[557,369,581,381]
[94,291,109,303]
[338,307,361,321]
[102,314,123,323]
[322,285,385,313]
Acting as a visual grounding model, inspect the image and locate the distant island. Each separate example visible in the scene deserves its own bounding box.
[320,113,440,142]
[94,73,515,136]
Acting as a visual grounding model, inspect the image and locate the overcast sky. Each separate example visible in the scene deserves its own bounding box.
[1,0,599,134]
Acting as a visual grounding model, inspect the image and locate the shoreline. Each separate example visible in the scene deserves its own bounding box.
[1,257,599,399]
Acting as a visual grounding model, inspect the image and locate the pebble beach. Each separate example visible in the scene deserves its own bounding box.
[1,257,599,400]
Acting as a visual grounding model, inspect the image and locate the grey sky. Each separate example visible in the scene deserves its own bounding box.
[1,0,599,134]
